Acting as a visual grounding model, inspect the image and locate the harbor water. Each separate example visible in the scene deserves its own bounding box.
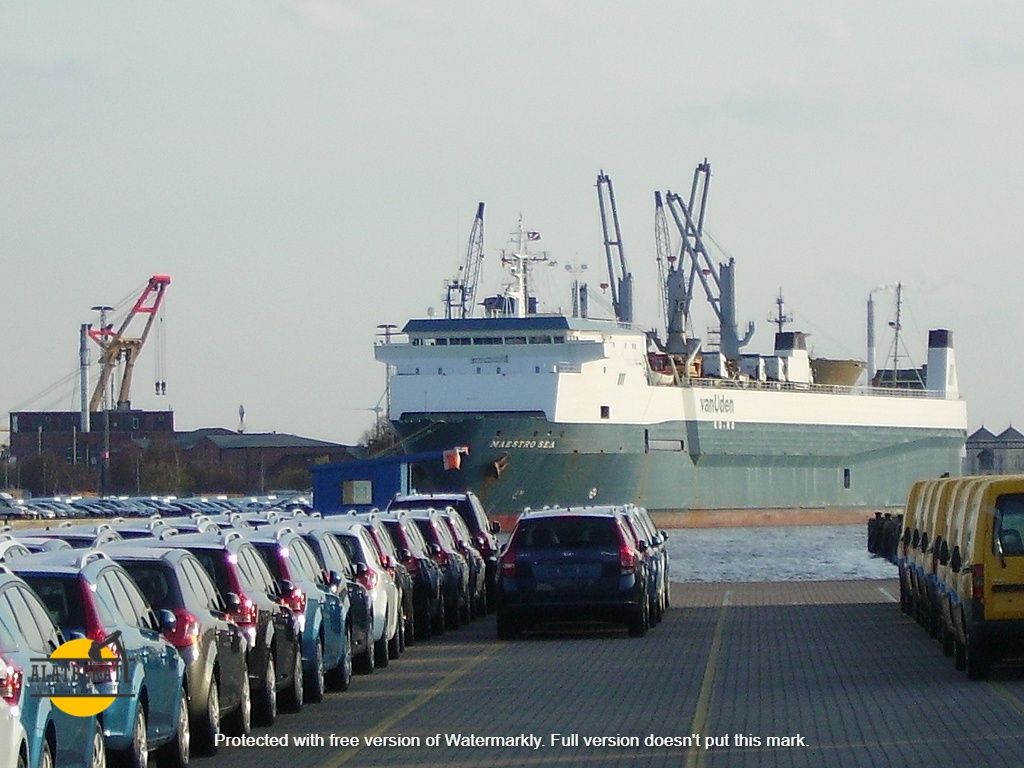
[664,524,896,582]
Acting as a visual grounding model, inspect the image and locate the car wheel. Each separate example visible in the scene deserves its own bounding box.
[627,599,649,638]
[355,623,375,675]
[404,606,416,648]
[252,654,277,726]
[459,588,471,625]
[91,719,107,768]
[965,631,990,680]
[194,679,220,756]
[387,609,401,660]
[280,642,304,713]
[496,610,518,641]
[156,690,190,768]
[223,662,251,736]
[305,639,325,703]
[39,740,54,768]
[122,704,148,768]
[374,630,390,668]
[16,744,27,768]
[432,594,446,636]
[416,605,432,642]
[325,626,353,692]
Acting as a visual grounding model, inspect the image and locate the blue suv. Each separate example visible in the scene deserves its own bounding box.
[0,565,107,768]
[10,550,189,768]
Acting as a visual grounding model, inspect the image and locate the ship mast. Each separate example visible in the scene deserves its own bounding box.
[498,218,547,317]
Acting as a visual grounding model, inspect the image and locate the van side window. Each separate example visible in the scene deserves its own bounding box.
[995,493,1024,556]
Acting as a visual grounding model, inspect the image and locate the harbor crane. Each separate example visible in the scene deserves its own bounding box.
[662,160,754,359]
[87,274,171,412]
[596,172,633,324]
[444,202,486,319]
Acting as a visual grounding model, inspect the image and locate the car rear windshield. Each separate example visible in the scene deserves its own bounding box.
[516,517,619,549]
[21,575,86,631]
[187,548,233,594]
[119,563,180,611]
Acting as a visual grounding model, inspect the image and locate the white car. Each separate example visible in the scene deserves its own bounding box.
[0,696,28,768]
[314,522,399,672]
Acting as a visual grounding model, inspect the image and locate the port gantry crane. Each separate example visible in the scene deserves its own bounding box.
[596,171,633,324]
[87,274,171,412]
[444,202,486,319]
[662,160,754,359]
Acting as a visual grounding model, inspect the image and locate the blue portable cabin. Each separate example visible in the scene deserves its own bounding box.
[311,450,462,514]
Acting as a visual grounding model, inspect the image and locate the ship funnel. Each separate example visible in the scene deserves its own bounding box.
[925,329,958,399]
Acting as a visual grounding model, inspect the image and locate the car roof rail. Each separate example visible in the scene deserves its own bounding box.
[273,526,295,540]
[219,530,244,544]
[76,550,110,569]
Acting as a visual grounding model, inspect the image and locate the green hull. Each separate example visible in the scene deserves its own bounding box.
[394,414,964,515]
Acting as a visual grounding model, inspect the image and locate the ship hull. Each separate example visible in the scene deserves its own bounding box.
[392,413,965,516]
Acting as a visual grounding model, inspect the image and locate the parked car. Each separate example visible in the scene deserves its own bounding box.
[304,520,399,673]
[401,508,470,631]
[103,545,251,754]
[287,525,369,688]
[389,491,501,610]
[619,504,670,626]
[0,537,32,564]
[10,550,188,768]
[0,565,107,768]
[496,506,651,639]
[436,508,487,621]
[235,527,351,703]
[347,513,414,651]
[373,511,443,642]
[150,530,305,723]
[1,695,29,768]
[12,524,123,550]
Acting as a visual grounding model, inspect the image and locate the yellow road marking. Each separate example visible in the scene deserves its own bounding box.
[685,589,731,768]
[317,641,505,768]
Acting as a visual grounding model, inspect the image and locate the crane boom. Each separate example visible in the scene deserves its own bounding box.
[88,274,171,412]
[444,203,486,319]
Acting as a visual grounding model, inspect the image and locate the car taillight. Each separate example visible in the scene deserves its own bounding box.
[499,544,517,578]
[356,566,379,592]
[163,609,203,648]
[971,564,985,600]
[617,526,637,574]
[0,656,23,708]
[278,586,307,617]
[232,596,259,628]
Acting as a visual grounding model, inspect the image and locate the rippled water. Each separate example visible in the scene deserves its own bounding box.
[663,524,897,582]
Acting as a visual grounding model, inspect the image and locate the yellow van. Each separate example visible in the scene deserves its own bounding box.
[897,479,929,615]
[919,479,958,638]
[937,477,988,657]
[945,475,1024,679]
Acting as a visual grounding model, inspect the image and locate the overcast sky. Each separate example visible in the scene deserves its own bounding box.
[2,2,1022,446]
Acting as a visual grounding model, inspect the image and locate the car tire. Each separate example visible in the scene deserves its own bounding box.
[965,632,990,680]
[39,740,54,768]
[387,610,401,660]
[496,610,518,641]
[252,654,277,726]
[305,640,325,704]
[223,662,251,736]
[355,624,375,675]
[432,594,446,636]
[627,600,649,638]
[403,607,415,648]
[122,704,148,768]
[280,643,304,713]
[193,679,221,756]
[416,605,432,642]
[156,690,190,768]
[374,630,390,668]
[326,625,353,692]
[91,718,107,768]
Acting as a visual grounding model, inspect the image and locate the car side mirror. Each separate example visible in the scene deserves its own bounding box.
[354,562,369,578]
[158,609,177,634]
[950,546,962,573]
[939,540,950,566]
[274,579,295,599]
[489,521,501,534]
[637,540,648,553]
[223,592,242,611]
[326,569,344,588]
[902,529,911,546]
[398,548,413,562]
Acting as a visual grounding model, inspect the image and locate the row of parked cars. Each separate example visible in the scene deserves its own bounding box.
[897,474,1024,679]
[0,490,502,768]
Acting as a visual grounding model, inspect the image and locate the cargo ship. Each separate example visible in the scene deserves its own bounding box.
[374,163,968,518]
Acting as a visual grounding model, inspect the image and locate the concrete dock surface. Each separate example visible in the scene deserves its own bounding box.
[203,577,1024,768]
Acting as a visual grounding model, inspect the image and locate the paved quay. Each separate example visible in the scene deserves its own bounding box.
[210,579,1024,768]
